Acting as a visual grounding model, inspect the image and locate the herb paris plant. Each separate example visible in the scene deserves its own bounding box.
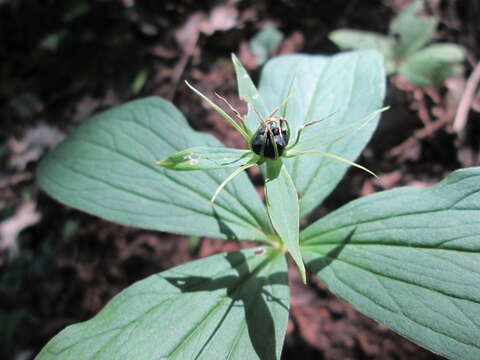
[157,55,384,204]
[36,51,480,360]
[156,54,387,283]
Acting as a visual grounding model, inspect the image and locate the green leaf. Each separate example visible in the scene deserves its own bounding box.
[264,160,305,283]
[131,68,149,94]
[39,31,67,52]
[301,167,480,360]
[37,97,273,241]
[36,247,289,360]
[329,30,396,74]
[63,0,90,23]
[156,146,254,171]
[389,0,437,59]
[258,51,386,218]
[400,43,465,87]
[250,26,284,65]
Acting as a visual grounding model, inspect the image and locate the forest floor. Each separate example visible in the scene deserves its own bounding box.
[1,0,479,359]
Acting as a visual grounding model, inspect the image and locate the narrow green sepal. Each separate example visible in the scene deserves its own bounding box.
[288,106,390,155]
[287,150,378,178]
[156,147,254,171]
[185,81,251,141]
[211,157,258,203]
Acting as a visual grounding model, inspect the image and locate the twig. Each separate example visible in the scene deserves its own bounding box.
[412,89,433,127]
[453,61,480,133]
[167,46,197,101]
[387,116,451,158]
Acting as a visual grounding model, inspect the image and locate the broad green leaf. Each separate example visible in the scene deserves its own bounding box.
[301,167,480,360]
[156,146,254,171]
[264,160,305,283]
[329,30,396,74]
[250,26,284,65]
[36,247,289,360]
[400,43,465,87]
[389,0,437,59]
[258,51,386,218]
[37,97,274,241]
[231,53,269,131]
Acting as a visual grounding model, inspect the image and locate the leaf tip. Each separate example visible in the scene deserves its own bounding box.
[300,267,307,284]
[231,53,240,64]
[155,156,176,169]
[184,80,194,90]
[210,195,218,205]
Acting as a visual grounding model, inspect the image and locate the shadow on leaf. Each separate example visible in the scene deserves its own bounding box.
[305,228,356,273]
[213,208,239,241]
[162,250,288,360]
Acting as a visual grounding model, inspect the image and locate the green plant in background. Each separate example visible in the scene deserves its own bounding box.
[35,51,480,360]
[329,0,465,87]
[249,25,284,65]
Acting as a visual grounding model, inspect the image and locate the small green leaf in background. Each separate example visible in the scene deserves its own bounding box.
[156,146,254,171]
[39,31,67,52]
[63,0,91,23]
[399,43,465,87]
[264,160,305,283]
[389,0,437,60]
[61,219,80,242]
[187,235,201,255]
[249,25,284,66]
[329,30,395,74]
[329,0,464,87]
[131,68,149,95]
[36,247,289,360]
[301,167,480,360]
[37,97,273,241]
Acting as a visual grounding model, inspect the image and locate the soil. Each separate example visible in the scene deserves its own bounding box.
[1,0,479,359]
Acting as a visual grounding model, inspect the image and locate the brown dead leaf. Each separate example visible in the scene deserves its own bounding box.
[175,5,238,53]
[279,31,304,55]
[377,171,402,189]
[0,202,41,258]
[200,5,238,35]
[8,123,64,170]
[175,11,204,53]
[238,41,258,69]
